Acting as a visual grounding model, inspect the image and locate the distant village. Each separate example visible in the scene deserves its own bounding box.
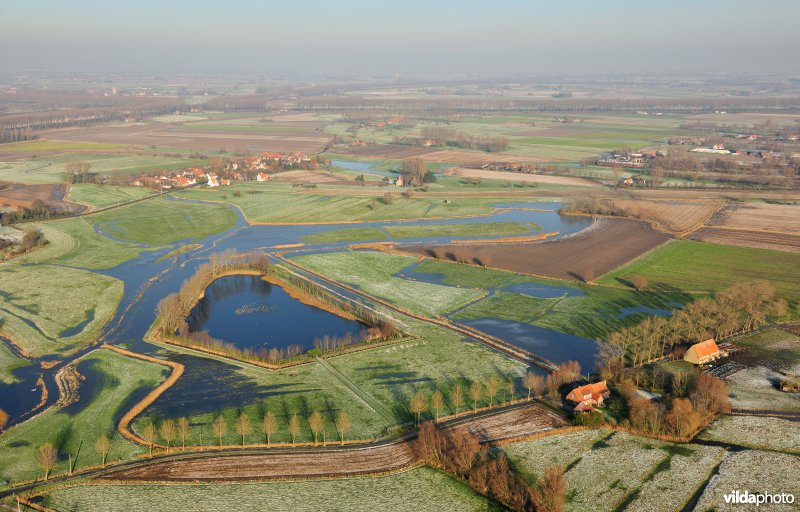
[132,152,319,190]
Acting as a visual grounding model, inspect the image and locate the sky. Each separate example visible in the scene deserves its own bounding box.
[1,0,798,76]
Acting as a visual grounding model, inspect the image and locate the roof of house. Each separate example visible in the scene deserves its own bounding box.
[688,339,719,358]
[566,381,609,404]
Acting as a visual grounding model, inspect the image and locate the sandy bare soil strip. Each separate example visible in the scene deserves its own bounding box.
[446,167,602,187]
[102,404,566,482]
[402,218,671,281]
[706,203,800,234]
[690,227,800,253]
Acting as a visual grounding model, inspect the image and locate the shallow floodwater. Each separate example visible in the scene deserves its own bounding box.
[459,318,599,372]
[186,275,366,353]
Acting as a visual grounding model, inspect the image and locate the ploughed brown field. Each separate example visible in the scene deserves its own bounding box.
[0,182,85,213]
[102,404,567,482]
[401,218,671,280]
[690,227,800,254]
[606,199,721,235]
[335,144,552,164]
[705,203,800,234]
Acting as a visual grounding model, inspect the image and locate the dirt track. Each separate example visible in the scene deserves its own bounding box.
[402,217,671,280]
[101,403,567,482]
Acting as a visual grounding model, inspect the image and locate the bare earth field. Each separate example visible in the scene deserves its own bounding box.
[690,227,800,253]
[706,203,800,234]
[445,167,602,188]
[609,199,721,234]
[102,404,565,483]
[402,218,671,280]
[0,182,85,213]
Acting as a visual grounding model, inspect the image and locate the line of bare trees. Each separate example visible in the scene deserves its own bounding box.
[392,126,509,152]
[139,407,354,451]
[601,280,785,371]
[418,422,566,512]
[408,362,581,425]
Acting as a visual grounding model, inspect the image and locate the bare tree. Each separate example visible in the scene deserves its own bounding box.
[450,383,465,414]
[507,379,516,402]
[213,415,227,447]
[335,411,351,445]
[236,412,251,446]
[308,411,324,446]
[37,443,58,480]
[95,435,111,468]
[632,275,648,291]
[531,465,567,512]
[178,417,190,450]
[409,391,428,426]
[142,422,157,457]
[160,419,176,452]
[288,414,301,445]
[0,408,8,432]
[523,371,544,398]
[469,381,483,411]
[262,411,277,446]
[486,377,499,407]
[430,390,444,420]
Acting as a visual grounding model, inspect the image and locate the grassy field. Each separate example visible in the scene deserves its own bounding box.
[177,184,506,224]
[735,328,800,368]
[39,467,497,512]
[598,240,800,302]
[0,153,206,184]
[698,415,800,453]
[0,140,130,153]
[302,227,388,244]
[67,184,154,210]
[290,251,485,316]
[726,366,800,412]
[139,307,526,445]
[384,222,532,239]
[15,220,144,269]
[0,349,168,485]
[410,258,688,340]
[91,197,237,245]
[695,450,800,511]
[504,430,726,512]
[0,264,123,359]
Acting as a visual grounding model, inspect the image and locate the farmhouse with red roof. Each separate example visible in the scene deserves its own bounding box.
[566,381,610,412]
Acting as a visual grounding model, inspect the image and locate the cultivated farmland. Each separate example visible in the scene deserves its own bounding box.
[690,227,800,253]
[403,218,671,281]
[607,198,721,234]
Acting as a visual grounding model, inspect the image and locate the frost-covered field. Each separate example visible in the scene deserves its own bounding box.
[625,445,726,512]
[700,415,800,452]
[695,450,800,512]
[727,366,800,411]
[563,432,669,511]
[503,429,609,481]
[41,467,493,512]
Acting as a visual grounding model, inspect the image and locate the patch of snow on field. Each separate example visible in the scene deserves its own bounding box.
[727,366,800,412]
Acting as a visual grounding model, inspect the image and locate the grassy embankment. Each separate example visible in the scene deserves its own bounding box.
[0,349,169,485]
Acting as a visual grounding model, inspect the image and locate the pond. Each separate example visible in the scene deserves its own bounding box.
[185,275,367,354]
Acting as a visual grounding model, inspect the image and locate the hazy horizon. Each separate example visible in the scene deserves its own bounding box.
[1,0,799,75]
